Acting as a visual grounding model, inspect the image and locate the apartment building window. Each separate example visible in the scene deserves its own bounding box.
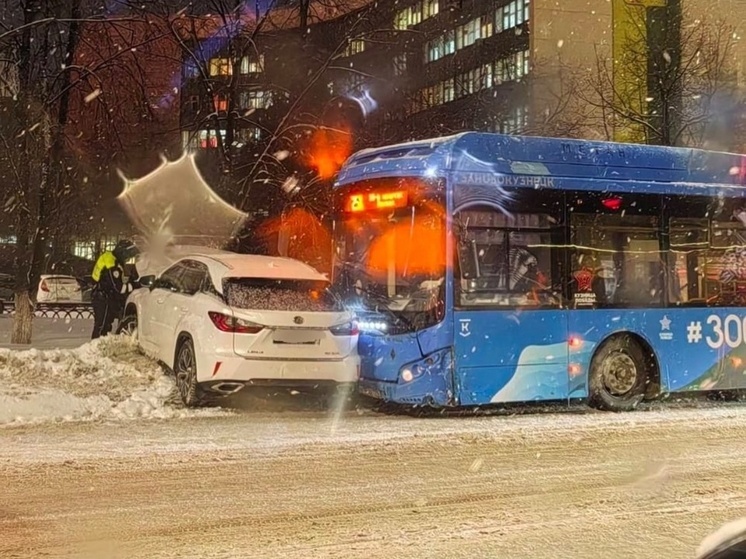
[213,93,229,112]
[209,57,232,76]
[443,77,455,102]
[240,53,264,74]
[394,2,422,30]
[236,127,261,143]
[456,18,480,49]
[495,0,530,33]
[393,53,407,75]
[241,90,273,110]
[344,39,366,56]
[426,37,443,62]
[183,129,227,149]
[183,62,200,79]
[424,0,439,18]
[480,14,494,38]
[494,49,530,84]
[501,105,528,134]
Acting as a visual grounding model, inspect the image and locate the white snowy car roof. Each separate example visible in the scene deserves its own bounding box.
[135,245,233,277]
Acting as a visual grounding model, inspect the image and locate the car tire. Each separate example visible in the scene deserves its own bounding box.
[174,338,204,408]
[588,335,650,412]
[117,313,138,339]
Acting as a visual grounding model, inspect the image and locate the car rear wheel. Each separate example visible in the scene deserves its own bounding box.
[174,338,204,407]
[588,335,649,412]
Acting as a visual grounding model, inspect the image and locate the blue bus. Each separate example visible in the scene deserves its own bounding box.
[330,132,746,411]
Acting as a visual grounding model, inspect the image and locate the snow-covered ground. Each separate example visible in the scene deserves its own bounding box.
[2,318,746,557]
[0,317,227,425]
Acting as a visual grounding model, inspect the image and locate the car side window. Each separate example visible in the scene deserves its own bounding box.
[157,264,185,292]
[179,260,208,296]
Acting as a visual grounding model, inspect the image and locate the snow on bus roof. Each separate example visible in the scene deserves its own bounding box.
[205,253,328,282]
[335,132,746,192]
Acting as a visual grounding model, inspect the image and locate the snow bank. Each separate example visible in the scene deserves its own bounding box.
[0,336,229,426]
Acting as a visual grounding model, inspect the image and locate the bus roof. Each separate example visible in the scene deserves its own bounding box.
[335,132,746,197]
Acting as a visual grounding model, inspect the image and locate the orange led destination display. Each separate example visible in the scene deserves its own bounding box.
[345,190,409,213]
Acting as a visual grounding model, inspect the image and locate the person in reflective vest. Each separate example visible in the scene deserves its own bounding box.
[91,239,139,339]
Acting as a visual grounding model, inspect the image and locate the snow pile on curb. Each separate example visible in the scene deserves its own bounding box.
[0,336,229,425]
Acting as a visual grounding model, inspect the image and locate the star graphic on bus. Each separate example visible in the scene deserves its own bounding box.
[660,316,672,331]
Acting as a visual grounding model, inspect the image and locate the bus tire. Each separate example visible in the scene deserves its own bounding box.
[588,334,649,412]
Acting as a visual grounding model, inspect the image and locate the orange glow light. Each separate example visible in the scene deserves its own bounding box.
[346,190,409,213]
[305,128,353,179]
[257,208,332,273]
[367,209,446,277]
[568,364,582,377]
[568,336,583,349]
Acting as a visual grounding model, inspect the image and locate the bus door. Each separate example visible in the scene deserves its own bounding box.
[452,197,570,406]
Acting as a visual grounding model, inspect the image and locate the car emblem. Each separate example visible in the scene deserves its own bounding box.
[294,316,304,325]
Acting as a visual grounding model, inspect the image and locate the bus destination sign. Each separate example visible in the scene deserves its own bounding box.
[345,190,409,213]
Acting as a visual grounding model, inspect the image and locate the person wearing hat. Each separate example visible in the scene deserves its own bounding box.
[90,239,140,339]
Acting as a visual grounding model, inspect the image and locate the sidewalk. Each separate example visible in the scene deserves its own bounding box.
[0,317,92,350]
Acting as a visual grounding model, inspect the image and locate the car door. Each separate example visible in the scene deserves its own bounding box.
[156,260,209,365]
[147,263,186,361]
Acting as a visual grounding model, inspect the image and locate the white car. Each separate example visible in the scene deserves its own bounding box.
[36,275,84,304]
[120,250,360,406]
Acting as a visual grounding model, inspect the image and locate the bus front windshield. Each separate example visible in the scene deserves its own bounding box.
[332,177,446,333]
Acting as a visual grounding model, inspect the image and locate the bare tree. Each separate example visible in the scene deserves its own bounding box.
[583,7,744,148]
[0,1,170,343]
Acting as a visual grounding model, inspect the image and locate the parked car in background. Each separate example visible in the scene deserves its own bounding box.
[36,275,84,304]
[119,250,360,406]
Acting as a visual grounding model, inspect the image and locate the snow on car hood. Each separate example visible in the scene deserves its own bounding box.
[0,336,230,426]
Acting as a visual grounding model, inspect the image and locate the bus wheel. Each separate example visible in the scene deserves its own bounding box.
[588,335,649,412]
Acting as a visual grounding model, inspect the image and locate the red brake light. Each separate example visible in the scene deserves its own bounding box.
[40,280,49,292]
[208,312,263,334]
[330,321,359,336]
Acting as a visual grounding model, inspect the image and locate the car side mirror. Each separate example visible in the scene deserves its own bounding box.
[140,275,155,289]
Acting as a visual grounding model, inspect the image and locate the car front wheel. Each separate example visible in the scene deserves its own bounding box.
[174,338,204,407]
[117,313,138,339]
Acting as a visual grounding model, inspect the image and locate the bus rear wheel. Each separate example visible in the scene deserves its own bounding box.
[588,335,649,412]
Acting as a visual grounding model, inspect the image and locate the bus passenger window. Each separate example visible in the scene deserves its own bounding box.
[455,208,561,308]
[570,210,663,309]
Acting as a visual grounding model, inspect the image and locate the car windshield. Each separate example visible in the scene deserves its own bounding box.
[224,278,342,312]
[332,177,445,330]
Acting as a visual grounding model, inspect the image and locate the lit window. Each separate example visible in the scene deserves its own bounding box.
[444,30,456,55]
[443,77,455,102]
[456,18,480,49]
[480,14,493,38]
[236,127,261,143]
[209,58,232,76]
[241,90,273,110]
[186,129,226,149]
[501,105,528,134]
[497,0,529,32]
[183,62,200,79]
[73,241,96,261]
[426,37,443,62]
[344,39,366,56]
[0,234,17,244]
[240,53,264,74]
[213,94,228,112]
[424,0,438,18]
[394,2,422,30]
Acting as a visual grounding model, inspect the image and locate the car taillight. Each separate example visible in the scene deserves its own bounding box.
[208,311,263,334]
[40,280,49,292]
[330,321,359,336]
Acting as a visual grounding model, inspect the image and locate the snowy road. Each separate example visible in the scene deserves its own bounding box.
[2,406,746,559]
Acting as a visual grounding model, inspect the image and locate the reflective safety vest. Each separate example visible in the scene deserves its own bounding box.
[91,251,117,282]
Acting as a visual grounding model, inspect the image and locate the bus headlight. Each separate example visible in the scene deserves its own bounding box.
[399,348,452,384]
